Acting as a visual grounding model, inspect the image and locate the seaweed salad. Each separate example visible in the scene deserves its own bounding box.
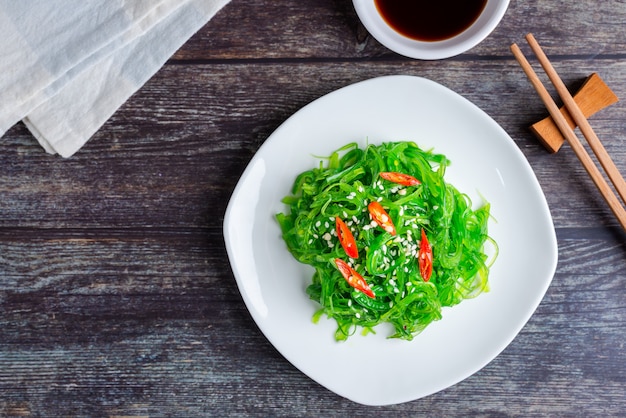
[276,141,496,341]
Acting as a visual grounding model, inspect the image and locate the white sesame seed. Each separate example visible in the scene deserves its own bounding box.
[355,312,361,319]
[398,189,407,195]
[315,221,321,227]
[322,232,331,241]
[348,300,352,307]
[343,211,348,218]
[325,221,330,228]
[313,234,319,239]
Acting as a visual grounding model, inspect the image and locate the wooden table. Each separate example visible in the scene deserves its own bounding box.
[2,1,625,415]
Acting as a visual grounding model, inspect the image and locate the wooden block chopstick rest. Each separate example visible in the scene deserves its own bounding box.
[530,73,618,153]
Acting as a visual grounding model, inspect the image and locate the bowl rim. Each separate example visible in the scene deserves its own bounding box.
[353,0,510,60]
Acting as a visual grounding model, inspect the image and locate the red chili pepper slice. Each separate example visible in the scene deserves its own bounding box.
[380,172,420,186]
[418,228,433,281]
[334,258,375,298]
[367,201,396,236]
[335,217,358,258]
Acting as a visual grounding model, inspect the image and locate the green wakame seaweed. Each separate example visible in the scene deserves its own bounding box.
[276,141,496,341]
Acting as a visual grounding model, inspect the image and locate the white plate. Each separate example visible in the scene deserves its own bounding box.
[223,75,558,405]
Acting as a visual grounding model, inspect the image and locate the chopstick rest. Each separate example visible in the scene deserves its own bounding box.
[530,73,619,153]
[511,34,626,231]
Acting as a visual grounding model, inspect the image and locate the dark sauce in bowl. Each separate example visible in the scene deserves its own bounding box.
[374,0,488,42]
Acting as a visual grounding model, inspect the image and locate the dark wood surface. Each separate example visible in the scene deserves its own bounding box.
[2,1,626,416]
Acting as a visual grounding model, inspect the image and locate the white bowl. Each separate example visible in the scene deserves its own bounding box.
[353,0,510,60]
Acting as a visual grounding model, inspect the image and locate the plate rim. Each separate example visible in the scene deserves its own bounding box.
[223,74,558,405]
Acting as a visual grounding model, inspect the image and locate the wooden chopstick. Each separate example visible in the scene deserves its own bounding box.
[510,36,626,231]
[525,34,626,205]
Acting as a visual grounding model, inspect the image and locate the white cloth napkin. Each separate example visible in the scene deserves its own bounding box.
[0,0,230,157]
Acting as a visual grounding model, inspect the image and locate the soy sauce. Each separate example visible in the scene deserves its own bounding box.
[374,0,488,42]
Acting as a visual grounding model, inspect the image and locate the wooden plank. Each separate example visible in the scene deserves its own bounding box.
[174,0,626,60]
[1,60,626,229]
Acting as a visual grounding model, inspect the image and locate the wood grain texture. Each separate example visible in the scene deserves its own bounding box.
[1,0,625,416]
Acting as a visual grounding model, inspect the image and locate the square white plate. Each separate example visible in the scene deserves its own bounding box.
[224,75,558,405]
